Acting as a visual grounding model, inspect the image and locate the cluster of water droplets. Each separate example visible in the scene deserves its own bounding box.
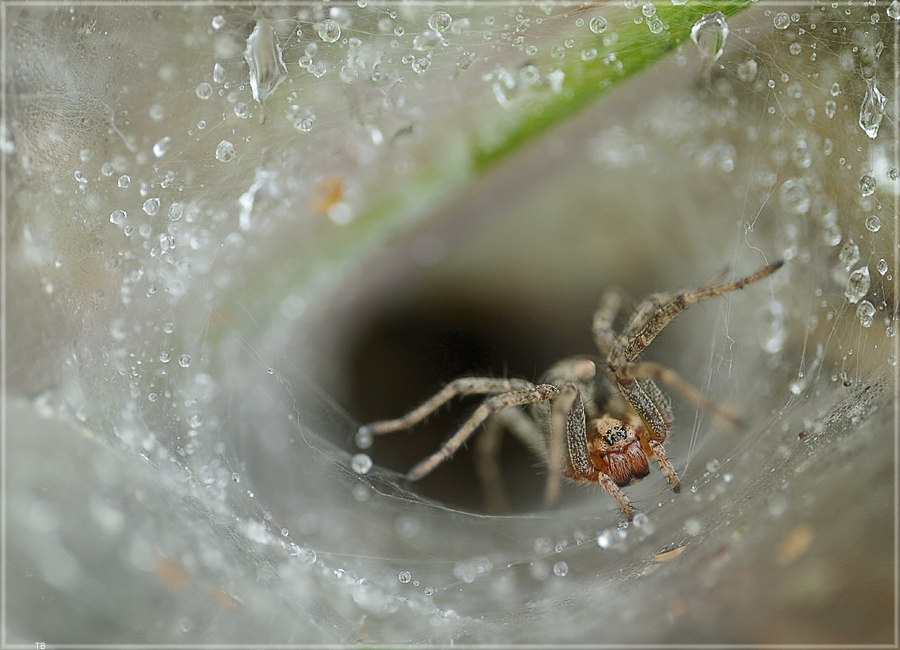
[14,2,900,642]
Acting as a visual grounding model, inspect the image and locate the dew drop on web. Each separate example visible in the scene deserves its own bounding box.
[691,11,729,66]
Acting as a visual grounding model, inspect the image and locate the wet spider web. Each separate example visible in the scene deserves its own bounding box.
[6,1,897,645]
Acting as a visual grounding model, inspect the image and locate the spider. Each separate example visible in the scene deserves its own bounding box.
[356,260,783,520]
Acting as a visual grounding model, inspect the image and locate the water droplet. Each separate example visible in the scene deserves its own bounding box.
[590,16,608,33]
[317,19,341,43]
[213,62,225,83]
[824,99,836,118]
[234,102,249,118]
[683,517,703,536]
[865,215,881,232]
[859,77,886,138]
[413,29,443,51]
[889,0,900,19]
[162,322,175,334]
[736,58,757,82]
[453,557,492,583]
[642,3,656,17]
[329,5,353,28]
[859,174,877,196]
[109,209,126,225]
[423,586,434,596]
[117,175,130,189]
[647,18,664,34]
[773,12,791,29]
[195,82,212,99]
[768,494,787,517]
[412,57,430,73]
[294,116,315,132]
[354,427,373,449]
[297,547,316,564]
[244,18,288,109]
[159,351,170,363]
[856,300,876,328]
[705,458,720,473]
[429,10,452,32]
[211,15,225,30]
[553,561,569,577]
[691,12,729,66]
[779,178,811,215]
[109,319,127,341]
[761,301,787,354]
[351,453,372,475]
[845,266,871,304]
[791,140,811,169]
[178,354,192,368]
[167,202,183,222]
[877,259,888,275]
[839,241,860,271]
[398,570,412,584]
[215,140,235,162]
[142,197,160,216]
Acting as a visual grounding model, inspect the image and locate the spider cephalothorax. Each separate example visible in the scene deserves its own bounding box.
[358,260,783,520]
[586,415,650,488]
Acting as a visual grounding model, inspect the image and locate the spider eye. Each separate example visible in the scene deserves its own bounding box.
[603,426,628,446]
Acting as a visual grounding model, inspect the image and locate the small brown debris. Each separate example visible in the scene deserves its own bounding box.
[653,545,687,562]
[775,524,814,565]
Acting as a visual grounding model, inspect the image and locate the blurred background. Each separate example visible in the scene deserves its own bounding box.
[5,2,896,644]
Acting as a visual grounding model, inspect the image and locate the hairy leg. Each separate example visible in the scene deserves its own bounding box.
[359,376,536,438]
[407,384,559,481]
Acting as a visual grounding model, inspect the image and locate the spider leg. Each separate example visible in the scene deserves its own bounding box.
[474,417,509,514]
[567,467,635,521]
[615,261,783,365]
[618,360,741,429]
[647,438,680,492]
[495,406,549,459]
[358,376,535,439]
[545,383,584,508]
[474,408,547,513]
[407,384,559,481]
[594,471,635,520]
[592,288,626,358]
[546,383,641,522]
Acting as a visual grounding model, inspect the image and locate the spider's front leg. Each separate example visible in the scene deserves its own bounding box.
[404,383,560,482]
[357,376,536,444]
[611,372,679,490]
[548,384,637,520]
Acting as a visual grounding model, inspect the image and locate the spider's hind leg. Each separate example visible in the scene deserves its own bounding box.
[474,408,547,513]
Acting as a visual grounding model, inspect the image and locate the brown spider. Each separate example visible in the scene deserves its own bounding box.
[356,261,783,520]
